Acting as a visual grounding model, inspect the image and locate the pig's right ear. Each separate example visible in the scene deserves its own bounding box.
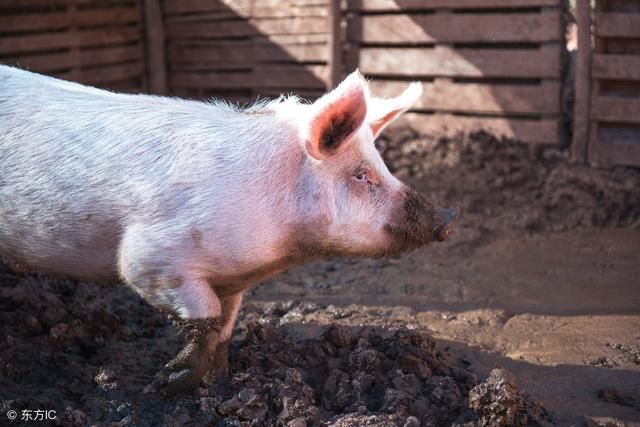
[305,71,368,160]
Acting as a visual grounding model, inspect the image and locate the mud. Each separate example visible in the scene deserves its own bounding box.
[1,132,640,426]
[0,270,537,426]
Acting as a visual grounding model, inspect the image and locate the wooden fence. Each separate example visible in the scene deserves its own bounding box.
[161,0,332,102]
[344,0,566,145]
[0,0,148,92]
[4,0,640,164]
[572,0,640,166]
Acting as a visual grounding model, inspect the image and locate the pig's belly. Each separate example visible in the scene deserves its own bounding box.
[0,216,121,281]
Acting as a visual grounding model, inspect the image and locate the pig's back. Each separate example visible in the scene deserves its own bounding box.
[0,66,209,279]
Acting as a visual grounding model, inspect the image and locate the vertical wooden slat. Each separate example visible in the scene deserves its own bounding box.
[587,0,606,165]
[143,0,167,94]
[68,0,80,82]
[328,0,342,88]
[571,0,592,163]
[344,0,362,75]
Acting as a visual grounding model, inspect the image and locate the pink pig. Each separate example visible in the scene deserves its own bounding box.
[0,66,458,393]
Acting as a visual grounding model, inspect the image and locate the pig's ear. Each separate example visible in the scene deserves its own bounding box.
[368,82,422,138]
[305,71,368,160]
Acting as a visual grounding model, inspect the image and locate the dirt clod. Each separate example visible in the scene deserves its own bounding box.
[610,343,640,365]
[467,368,552,426]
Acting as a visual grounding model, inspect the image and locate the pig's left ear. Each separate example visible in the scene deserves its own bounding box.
[368,82,423,138]
[305,71,368,160]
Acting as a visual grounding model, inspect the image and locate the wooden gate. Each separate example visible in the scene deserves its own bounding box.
[344,0,566,145]
[573,0,640,166]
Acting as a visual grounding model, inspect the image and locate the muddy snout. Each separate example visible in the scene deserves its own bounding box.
[434,207,460,241]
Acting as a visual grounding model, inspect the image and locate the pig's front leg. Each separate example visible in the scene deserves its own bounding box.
[119,231,227,394]
[161,278,224,395]
[124,272,223,393]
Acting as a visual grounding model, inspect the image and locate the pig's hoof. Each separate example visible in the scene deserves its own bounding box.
[165,342,214,395]
[164,322,221,396]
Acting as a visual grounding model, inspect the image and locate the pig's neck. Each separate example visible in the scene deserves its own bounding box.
[194,108,317,285]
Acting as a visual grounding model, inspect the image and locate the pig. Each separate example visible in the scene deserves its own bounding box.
[0,65,458,394]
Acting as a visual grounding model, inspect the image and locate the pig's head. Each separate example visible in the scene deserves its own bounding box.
[296,71,459,258]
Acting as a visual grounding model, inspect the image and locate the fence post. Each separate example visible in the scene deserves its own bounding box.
[142,0,167,94]
[571,0,592,163]
[328,0,342,89]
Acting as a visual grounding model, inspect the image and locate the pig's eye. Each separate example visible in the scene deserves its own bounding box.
[354,171,369,182]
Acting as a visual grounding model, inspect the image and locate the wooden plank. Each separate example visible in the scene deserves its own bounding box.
[0,11,68,32]
[253,17,328,35]
[168,61,253,71]
[254,42,328,62]
[0,0,137,10]
[166,17,327,40]
[353,0,561,11]
[257,33,329,45]
[75,8,140,28]
[591,95,640,124]
[589,140,640,167]
[0,8,140,33]
[166,20,257,39]
[253,64,328,88]
[4,44,144,72]
[360,45,561,79]
[143,0,167,94]
[163,0,325,16]
[394,112,559,144]
[78,44,144,67]
[571,0,591,163]
[164,6,327,22]
[167,41,254,62]
[162,0,250,15]
[592,54,640,81]
[168,71,256,90]
[166,34,328,50]
[75,61,145,85]
[0,27,142,55]
[602,0,640,13]
[369,80,560,115]
[328,0,341,88]
[249,5,328,18]
[169,66,328,91]
[358,12,560,44]
[168,42,327,64]
[595,12,640,38]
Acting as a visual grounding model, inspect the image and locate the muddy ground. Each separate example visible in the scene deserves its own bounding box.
[1,132,639,426]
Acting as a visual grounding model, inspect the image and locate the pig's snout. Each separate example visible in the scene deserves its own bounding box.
[434,207,460,241]
[384,190,460,255]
